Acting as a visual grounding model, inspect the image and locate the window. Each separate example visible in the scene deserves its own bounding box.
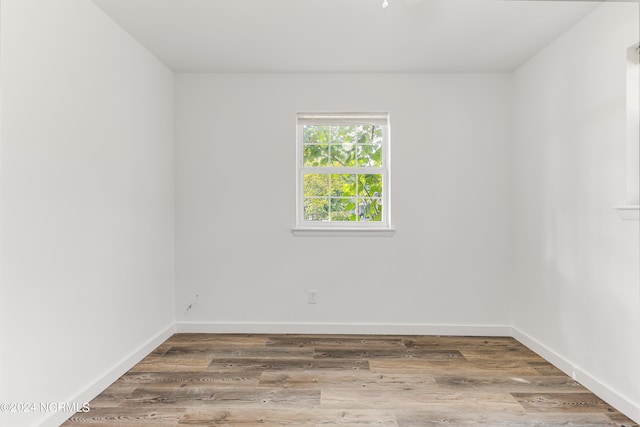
[296,113,391,230]
[614,43,640,220]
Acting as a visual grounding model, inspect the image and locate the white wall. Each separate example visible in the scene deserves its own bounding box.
[0,1,175,426]
[512,2,640,420]
[175,73,513,334]
[2,1,636,424]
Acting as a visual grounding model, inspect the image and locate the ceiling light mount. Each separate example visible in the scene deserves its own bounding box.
[382,0,389,9]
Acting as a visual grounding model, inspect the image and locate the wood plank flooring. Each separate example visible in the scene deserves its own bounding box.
[63,334,638,426]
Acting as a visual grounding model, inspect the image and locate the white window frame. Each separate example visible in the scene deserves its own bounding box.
[294,112,392,233]
[614,43,640,220]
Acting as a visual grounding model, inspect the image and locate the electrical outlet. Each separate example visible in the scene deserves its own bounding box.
[308,290,318,304]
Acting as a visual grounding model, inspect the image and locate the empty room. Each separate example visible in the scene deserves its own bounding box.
[1,0,639,426]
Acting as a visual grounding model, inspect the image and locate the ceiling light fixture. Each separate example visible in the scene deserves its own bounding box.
[382,0,389,8]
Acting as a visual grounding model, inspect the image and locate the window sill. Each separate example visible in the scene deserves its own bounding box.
[613,205,640,220]
[291,228,396,237]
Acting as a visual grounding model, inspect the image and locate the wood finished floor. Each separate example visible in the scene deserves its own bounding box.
[63,334,638,427]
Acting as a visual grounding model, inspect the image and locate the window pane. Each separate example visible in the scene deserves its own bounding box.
[371,126,383,144]
[358,198,383,222]
[357,144,382,167]
[354,125,377,144]
[357,174,383,197]
[330,174,356,197]
[303,174,329,197]
[330,143,356,167]
[304,198,329,221]
[331,125,356,145]
[303,144,329,167]
[303,125,330,144]
[330,197,357,221]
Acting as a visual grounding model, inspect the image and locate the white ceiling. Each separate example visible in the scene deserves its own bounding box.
[91,0,602,73]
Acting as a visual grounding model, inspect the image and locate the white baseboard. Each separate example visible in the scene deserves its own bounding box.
[511,327,576,377]
[512,327,640,424]
[39,323,176,427]
[175,321,513,336]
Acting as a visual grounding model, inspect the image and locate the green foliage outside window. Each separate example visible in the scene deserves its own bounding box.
[303,125,383,222]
